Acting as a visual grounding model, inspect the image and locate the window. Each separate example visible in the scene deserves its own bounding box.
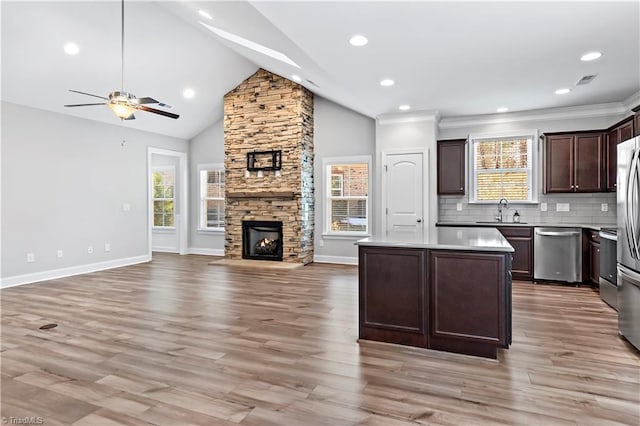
[199,165,225,230]
[153,167,175,227]
[469,132,537,203]
[324,157,370,235]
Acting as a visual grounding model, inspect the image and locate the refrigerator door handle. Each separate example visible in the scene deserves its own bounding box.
[618,264,640,288]
[626,148,639,259]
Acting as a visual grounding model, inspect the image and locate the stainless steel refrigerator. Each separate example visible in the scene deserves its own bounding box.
[616,136,640,351]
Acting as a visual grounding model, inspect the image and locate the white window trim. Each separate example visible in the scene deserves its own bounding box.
[322,155,372,237]
[197,163,225,232]
[468,129,539,204]
[152,165,176,228]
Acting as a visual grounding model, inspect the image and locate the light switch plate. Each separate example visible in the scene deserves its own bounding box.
[556,203,570,212]
[601,203,608,212]
[456,203,463,211]
[122,203,131,212]
[540,202,547,212]
[57,250,63,258]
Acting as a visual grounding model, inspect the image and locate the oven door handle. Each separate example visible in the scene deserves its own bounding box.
[618,265,640,288]
[598,232,618,241]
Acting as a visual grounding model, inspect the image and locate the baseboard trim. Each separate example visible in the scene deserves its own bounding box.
[0,255,151,289]
[151,247,179,253]
[187,248,225,256]
[313,255,358,265]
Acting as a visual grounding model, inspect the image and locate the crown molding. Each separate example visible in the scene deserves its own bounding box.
[623,90,640,112]
[377,110,440,126]
[439,102,628,130]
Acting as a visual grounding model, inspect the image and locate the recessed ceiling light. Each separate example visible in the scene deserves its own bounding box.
[349,34,368,47]
[580,51,602,62]
[399,105,411,111]
[555,88,571,95]
[380,79,395,87]
[198,10,213,20]
[64,42,79,55]
[183,88,195,99]
[496,107,509,113]
[291,74,302,82]
[200,22,300,69]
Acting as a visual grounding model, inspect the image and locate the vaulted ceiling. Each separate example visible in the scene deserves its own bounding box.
[2,1,639,140]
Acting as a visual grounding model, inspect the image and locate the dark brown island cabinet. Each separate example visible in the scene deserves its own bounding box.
[543,132,603,193]
[357,227,513,359]
[437,139,466,195]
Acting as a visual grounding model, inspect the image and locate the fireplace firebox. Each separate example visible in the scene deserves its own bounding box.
[242,220,283,261]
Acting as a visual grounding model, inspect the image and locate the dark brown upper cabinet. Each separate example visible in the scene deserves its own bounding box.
[437,139,466,195]
[543,132,603,193]
[605,117,635,191]
[634,106,640,137]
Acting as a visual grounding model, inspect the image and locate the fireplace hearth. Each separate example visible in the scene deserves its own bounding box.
[242,220,283,261]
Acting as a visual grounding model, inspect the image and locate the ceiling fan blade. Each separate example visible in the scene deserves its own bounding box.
[69,90,109,100]
[133,97,159,104]
[64,103,107,107]
[136,105,180,119]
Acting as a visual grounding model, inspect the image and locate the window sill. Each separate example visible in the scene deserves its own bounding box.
[468,200,539,205]
[322,233,371,240]
[152,227,176,233]
[197,228,224,234]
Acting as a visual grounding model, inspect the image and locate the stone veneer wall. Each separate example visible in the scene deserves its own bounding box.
[223,69,314,263]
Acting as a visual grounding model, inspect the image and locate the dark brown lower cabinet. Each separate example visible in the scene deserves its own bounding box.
[358,246,511,359]
[497,227,533,280]
[429,250,511,359]
[358,247,427,348]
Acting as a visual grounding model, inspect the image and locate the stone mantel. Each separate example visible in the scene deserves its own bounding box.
[226,191,296,199]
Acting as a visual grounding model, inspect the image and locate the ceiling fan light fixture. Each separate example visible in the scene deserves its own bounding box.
[109,102,135,119]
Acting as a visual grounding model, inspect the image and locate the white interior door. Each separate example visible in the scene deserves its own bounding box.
[383,152,424,240]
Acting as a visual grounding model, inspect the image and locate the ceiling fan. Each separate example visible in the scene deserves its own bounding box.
[64,0,179,120]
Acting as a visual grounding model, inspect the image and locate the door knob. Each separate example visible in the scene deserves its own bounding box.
[417,219,422,223]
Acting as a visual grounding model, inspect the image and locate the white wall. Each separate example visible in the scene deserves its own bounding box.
[1,102,188,286]
[187,119,225,255]
[376,113,439,238]
[312,97,376,263]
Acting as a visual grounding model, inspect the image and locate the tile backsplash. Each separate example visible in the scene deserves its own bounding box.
[439,192,617,225]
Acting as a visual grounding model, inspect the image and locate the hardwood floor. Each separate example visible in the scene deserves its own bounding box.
[1,253,639,425]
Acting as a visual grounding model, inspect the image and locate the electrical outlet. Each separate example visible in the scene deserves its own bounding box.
[556,203,570,212]
[601,203,608,212]
[26,252,35,263]
[456,203,463,211]
[540,202,548,212]
[319,239,324,247]
[122,203,131,212]
[57,250,63,258]
[105,243,111,252]
[87,246,94,254]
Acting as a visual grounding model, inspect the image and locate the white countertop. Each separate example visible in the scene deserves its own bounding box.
[356,227,514,252]
[436,221,615,231]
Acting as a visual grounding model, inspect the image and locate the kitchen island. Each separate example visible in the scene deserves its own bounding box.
[356,227,514,359]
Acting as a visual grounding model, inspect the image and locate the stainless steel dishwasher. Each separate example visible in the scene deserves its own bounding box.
[534,227,582,283]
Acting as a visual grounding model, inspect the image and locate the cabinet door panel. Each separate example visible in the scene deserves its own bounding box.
[574,134,602,192]
[429,251,505,343]
[507,237,533,280]
[589,241,600,285]
[359,247,427,347]
[437,140,465,195]
[620,121,634,142]
[606,129,618,191]
[545,136,574,192]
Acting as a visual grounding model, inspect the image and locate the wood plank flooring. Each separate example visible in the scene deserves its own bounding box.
[1,253,639,425]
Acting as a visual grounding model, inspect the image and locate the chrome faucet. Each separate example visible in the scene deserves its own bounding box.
[496,198,509,222]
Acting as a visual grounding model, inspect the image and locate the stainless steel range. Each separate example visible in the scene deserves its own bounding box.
[599,227,617,309]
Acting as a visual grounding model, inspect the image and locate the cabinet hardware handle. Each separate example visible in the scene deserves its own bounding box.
[459,187,463,191]
[576,185,579,189]
[417,218,422,223]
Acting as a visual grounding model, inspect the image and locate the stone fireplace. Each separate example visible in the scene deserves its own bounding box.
[224,69,314,264]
